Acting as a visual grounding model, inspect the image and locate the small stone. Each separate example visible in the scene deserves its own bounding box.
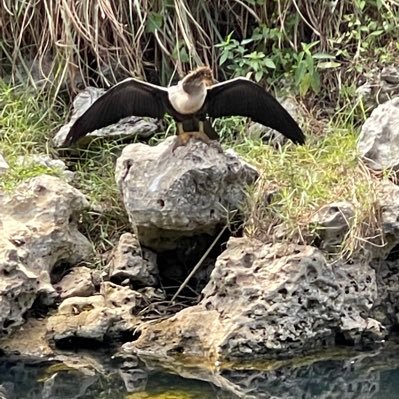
[47,295,115,343]
[311,201,355,252]
[357,66,399,107]
[54,267,97,299]
[109,233,158,286]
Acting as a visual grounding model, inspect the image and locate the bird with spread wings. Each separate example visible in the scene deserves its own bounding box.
[64,66,305,147]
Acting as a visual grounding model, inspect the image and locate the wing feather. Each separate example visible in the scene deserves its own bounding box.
[206,78,305,144]
[65,78,168,145]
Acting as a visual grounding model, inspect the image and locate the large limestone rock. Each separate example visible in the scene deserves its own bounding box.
[124,237,384,363]
[358,98,399,171]
[115,137,259,249]
[0,175,92,335]
[53,87,160,147]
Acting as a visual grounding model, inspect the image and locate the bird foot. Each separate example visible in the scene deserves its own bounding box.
[172,132,223,153]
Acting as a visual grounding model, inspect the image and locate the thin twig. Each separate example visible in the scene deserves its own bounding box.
[170,224,227,303]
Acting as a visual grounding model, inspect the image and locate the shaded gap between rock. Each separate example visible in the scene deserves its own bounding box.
[156,225,239,303]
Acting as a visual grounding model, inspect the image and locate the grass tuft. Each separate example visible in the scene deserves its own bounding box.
[0,81,66,189]
[236,117,380,257]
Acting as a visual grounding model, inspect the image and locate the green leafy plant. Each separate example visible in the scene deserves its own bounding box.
[216,31,278,82]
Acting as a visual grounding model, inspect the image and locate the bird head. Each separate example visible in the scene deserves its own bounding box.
[183,66,215,88]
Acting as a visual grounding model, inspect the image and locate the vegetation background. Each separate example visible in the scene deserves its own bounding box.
[0,0,397,258]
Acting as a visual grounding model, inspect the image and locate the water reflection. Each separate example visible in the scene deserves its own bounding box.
[0,344,399,398]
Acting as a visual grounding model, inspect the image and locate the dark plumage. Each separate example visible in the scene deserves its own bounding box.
[64,66,305,146]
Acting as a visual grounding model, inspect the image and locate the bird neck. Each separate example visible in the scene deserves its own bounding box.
[181,79,206,96]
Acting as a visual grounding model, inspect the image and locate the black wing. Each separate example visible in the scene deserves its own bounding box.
[205,78,305,144]
[64,78,168,145]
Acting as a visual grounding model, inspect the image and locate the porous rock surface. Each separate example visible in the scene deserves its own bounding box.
[108,232,158,286]
[124,237,384,362]
[115,137,259,249]
[53,87,159,147]
[0,175,92,335]
[358,97,399,171]
[46,282,151,344]
[372,258,399,329]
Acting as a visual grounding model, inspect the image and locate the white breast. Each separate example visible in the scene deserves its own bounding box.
[168,83,207,115]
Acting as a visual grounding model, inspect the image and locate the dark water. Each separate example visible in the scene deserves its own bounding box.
[1,344,399,398]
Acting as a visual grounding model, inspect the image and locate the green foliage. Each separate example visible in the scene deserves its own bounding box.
[235,116,378,255]
[0,80,65,189]
[216,31,277,82]
[1,0,398,104]
[215,0,399,100]
[0,81,64,155]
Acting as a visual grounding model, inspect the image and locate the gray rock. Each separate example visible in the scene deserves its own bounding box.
[0,175,92,335]
[41,370,98,399]
[358,98,399,171]
[53,87,159,147]
[124,237,382,362]
[374,181,399,259]
[54,266,98,299]
[0,154,9,175]
[47,295,117,343]
[357,66,399,108]
[115,137,259,249]
[333,259,385,344]
[371,258,399,328]
[0,382,15,399]
[47,282,149,344]
[109,233,158,286]
[311,201,355,252]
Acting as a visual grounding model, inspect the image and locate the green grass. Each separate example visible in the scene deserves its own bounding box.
[0,81,66,190]
[234,118,379,256]
[70,140,130,253]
